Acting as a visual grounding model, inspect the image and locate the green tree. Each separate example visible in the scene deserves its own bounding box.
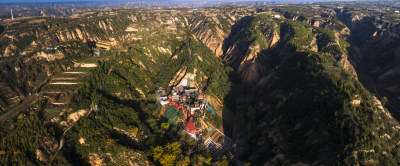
[215,155,229,166]
[161,123,170,130]
[381,96,388,106]
[153,142,182,166]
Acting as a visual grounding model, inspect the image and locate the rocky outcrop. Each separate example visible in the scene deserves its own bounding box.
[88,153,106,166]
[35,51,65,61]
[221,16,296,85]
[169,66,187,87]
[68,109,87,122]
[190,16,226,57]
[35,149,48,162]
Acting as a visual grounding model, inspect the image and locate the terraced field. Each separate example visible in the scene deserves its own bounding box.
[34,61,98,128]
[42,63,97,105]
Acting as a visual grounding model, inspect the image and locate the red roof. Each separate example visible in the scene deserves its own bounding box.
[184,117,196,135]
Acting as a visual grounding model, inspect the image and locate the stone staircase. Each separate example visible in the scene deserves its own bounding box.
[203,129,233,159]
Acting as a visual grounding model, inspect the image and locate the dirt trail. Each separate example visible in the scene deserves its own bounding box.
[73,63,97,68]
[49,82,82,85]
[51,106,94,162]
[51,102,65,105]
[62,72,86,74]
[53,78,77,80]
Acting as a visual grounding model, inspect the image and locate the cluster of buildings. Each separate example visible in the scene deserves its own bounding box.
[156,73,209,138]
[156,75,234,159]
[158,85,206,112]
[157,85,207,138]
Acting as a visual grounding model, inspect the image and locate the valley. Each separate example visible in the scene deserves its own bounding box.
[0,2,400,165]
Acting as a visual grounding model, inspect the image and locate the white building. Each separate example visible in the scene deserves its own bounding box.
[159,96,169,106]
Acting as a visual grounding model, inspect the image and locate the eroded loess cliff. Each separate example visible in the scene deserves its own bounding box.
[335,8,400,119]
[222,14,355,86]
[0,9,191,111]
[221,11,400,165]
[189,7,254,57]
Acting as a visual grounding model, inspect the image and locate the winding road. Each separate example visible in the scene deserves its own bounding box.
[50,106,95,162]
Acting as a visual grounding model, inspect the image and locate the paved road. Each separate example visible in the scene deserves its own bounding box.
[0,94,39,124]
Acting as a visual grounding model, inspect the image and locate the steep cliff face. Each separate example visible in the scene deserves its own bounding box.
[189,7,255,57]
[189,16,226,57]
[221,13,400,165]
[335,9,400,118]
[0,15,133,57]
[272,5,350,35]
[222,14,355,86]
[222,15,282,85]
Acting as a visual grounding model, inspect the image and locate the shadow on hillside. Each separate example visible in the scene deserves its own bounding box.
[219,16,290,140]
[219,16,252,141]
[338,16,400,121]
[217,16,299,162]
[0,25,4,34]
[86,41,96,51]
[62,141,91,166]
[96,89,148,121]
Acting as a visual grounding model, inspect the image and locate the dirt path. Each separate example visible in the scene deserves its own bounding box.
[53,78,77,80]
[62,72,86,74]
[50,106,94,162]
[0,94,39,124]
[49,82,82,85]
[51,102,65,105]
[73,63,98,68]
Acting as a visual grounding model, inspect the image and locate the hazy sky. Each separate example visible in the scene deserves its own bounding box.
[1,0,131,2]
[1,0,199,3]
[0,0,370,4]
[0,0,339,3]
[1,0,145,3]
